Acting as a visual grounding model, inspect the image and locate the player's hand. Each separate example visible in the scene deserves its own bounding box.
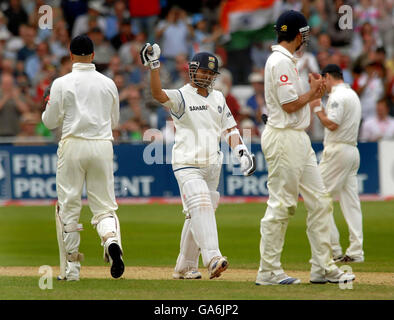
[239,150,256,176]
[140,43,161,70]
[309,73,325,99]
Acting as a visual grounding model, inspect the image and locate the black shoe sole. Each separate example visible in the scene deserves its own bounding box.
[108,243,125,279]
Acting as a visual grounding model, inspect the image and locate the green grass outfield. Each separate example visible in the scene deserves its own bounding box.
[0,201,393,300]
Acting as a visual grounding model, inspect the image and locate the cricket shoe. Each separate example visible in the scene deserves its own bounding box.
[310,268,355,284]
[256,271,301,285]
[108,242,125,279]
[173,269,202,279]
[208,256,228,279]
[340,255,364,263]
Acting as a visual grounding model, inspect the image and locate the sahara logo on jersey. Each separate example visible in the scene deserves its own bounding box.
[189,105,208,111]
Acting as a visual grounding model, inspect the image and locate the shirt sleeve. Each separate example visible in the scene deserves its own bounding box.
[326,97,344,125]
[110,81,120,129]
[273,59,299,105]
[221,97,237,132]
[41,79,64,130]
[162,89,185,119]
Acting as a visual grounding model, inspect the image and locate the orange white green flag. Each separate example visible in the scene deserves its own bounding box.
[219,0,280,50]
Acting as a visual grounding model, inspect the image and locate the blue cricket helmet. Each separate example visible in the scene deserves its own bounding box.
[275,10,310,43]
[188,52,220,89]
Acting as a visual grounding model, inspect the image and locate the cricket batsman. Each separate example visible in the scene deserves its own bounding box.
[42,35,124,281]
[140,43,256,279]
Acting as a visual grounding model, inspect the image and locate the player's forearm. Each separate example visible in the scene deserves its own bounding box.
[282,91,313,113]
[228,133,242,151]
[150,69,168,103]
[316,111,339,131]
[225,128,248,155]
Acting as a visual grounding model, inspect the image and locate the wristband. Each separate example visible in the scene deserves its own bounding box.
[313,105,323,113]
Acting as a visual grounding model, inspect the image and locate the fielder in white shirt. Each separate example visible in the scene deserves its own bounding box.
[256,10,355,285]
[311,64,364,263]
[42,35,124,281]
[140,43,256,279]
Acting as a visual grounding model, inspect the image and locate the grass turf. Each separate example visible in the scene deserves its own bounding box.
[0,201,393,300]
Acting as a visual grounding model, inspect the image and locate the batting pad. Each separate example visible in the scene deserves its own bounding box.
[55,203,67,280]
[55,203,84,280]
[183,179,221,267]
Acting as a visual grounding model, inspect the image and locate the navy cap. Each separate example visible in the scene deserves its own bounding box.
[70,35,94,56]
[321,64,343,76]
[190,52,220,74]
[275,10,309,37]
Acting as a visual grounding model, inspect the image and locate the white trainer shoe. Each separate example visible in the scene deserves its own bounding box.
[173,269,202,279]
[256,271,301,285]
[208,256,228,279]
[310,268,355,284]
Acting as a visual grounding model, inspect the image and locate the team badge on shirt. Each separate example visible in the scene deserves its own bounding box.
[218,106,222,113]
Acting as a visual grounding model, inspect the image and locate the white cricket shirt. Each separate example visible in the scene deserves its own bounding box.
[323,83,361,146]
[163,84,237,166]
[264,45,310,130]
[42,63,119,140]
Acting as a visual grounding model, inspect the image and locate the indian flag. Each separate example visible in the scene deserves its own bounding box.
[220,0,280,50]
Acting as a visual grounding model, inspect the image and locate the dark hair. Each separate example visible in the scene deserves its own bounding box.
[327,71,343,80]
[377,97,389,106]
[277,31,298,43]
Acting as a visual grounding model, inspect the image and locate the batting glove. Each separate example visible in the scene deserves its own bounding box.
[238,149,256,176]
[140,43,161,70]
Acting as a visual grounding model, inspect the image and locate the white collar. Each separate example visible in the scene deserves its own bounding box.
[331,82,349,93]
[271,45,298,64]
[72,63,96,71]
[186,83,212,96]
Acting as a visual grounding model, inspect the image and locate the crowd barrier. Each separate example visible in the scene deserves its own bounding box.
[0,141,385,203]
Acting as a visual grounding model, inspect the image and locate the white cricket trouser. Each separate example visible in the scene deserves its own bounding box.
[173,161,222,271]
[258,125,337,279]
[56,137,119,278]
[319,143,363,259]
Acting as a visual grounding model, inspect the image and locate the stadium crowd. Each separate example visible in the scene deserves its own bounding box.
[0,0,393,145]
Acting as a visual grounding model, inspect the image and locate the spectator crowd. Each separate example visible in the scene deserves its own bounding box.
[0,0,393,145]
